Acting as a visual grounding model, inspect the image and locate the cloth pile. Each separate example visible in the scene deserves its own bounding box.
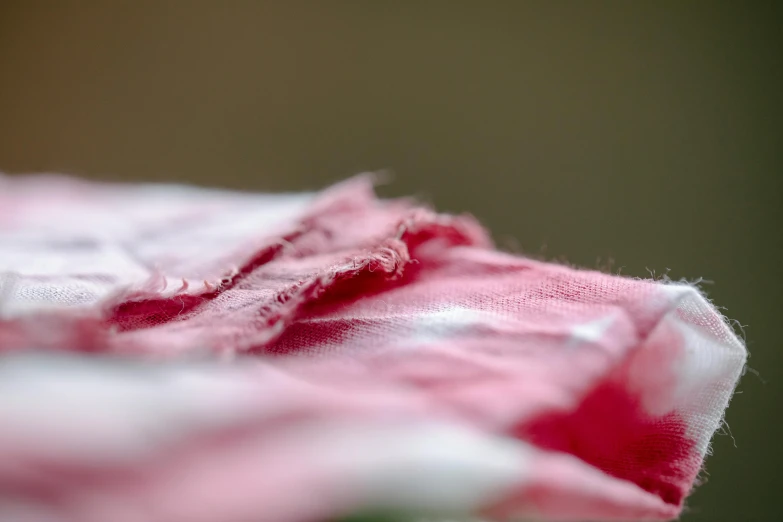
[0,173,746,522]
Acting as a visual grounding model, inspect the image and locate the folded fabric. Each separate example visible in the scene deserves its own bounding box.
[0,173,746,522]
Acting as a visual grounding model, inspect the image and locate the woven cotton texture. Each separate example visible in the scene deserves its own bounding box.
[0,174,746,522]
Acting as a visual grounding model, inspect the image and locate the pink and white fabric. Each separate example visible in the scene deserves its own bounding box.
[0,173,746,522]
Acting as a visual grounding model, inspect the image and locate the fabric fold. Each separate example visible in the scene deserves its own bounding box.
[0,173,746,522]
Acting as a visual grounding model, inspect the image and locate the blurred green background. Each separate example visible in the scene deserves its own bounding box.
[0,2,780,520]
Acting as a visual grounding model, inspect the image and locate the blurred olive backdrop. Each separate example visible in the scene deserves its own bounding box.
[0,2,780,520]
